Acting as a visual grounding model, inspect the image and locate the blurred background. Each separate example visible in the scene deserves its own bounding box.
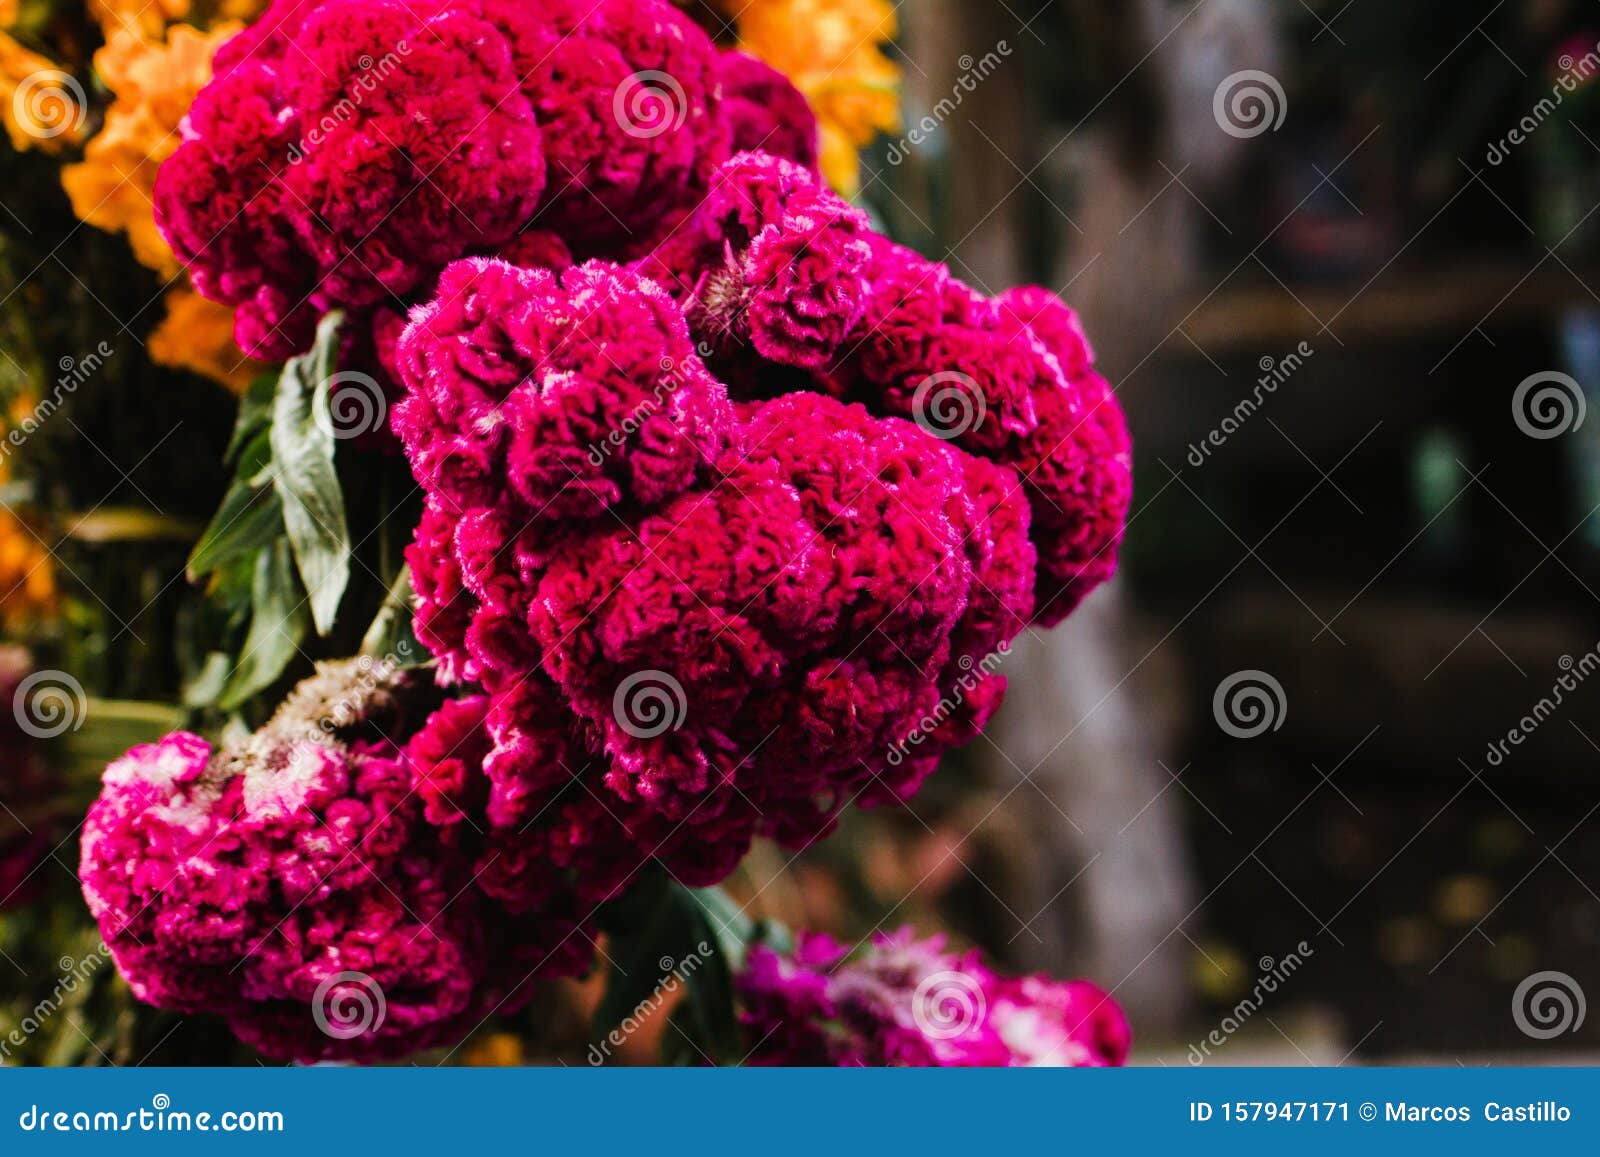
[810,0,1600,1064]
[6,0,1600,1064]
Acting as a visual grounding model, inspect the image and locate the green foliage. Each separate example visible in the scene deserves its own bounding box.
[270,314,351,637]
[595,875,785,1066]
[183,317,362,713]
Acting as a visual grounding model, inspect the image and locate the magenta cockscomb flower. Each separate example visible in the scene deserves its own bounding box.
[834,238,1134,624]
[737,928,1130,1067]
[641,152,873,374]
[154,0,736,361]
[717,52,821,174]
[79,663,592,1063]
[394,250,1038,884]
[121,0,1135,1066]
[642,160,1132,624]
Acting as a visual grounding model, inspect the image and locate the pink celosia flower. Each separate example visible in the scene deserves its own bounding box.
[833,237,1134,623]
[155,0,732,360]
[638,158,1131,624]
[736,928,1130,1067]
[79,663,592,1063]
[716,51,820,174]
[395,254,1037,882]
[640,151,872,374]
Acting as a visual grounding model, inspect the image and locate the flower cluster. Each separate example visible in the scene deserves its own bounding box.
[830,241,1133,623]
[153,0,822,366]
[79,662,593,1062]
[650,164,1132,624]
[736,928,1131,1066]
[0,19,82,152]
[398,240,1025,892]
[59,18,266,393]
[394,147,1128,922]
[0,399,56,629]
[0,506,54,630]
[640,151,872,373]
[108,0,1134,1063]
[63,23,236,278]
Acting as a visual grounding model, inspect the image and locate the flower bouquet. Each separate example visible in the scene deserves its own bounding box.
[4,0,1133,1066]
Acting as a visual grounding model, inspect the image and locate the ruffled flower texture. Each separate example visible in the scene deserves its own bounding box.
[716,50,819,174]
[153,0,821,363]
[79,663,595,1062]
[640,151,871,375]
[650,153,1131,623]
[393,151,1129,906]
[737,928,1131,1067]
[833,243,1134,624]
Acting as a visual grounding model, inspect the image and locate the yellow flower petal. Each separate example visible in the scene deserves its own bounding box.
[731,0,900,195]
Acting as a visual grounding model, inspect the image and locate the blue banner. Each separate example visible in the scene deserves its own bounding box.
[2,1067,1597,1153]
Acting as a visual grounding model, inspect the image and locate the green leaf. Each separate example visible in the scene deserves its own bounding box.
[359,565,422,666]
[181,652,233,708]
[186,475,282,580]
[270,312,351,637]
[225,371,279,464]
[217,538,309,709]
[594,877,751,1065]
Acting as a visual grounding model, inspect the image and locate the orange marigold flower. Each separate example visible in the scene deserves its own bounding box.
[0,32,84,152]
[462,1033,525,1067]
[0,507,55,627]
[734,0,900,196]
[0,403,55,628]
[89,0,192,40]
[61,22,239,278]
[148,286,266,394]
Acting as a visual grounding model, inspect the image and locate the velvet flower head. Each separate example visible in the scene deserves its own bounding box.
[79,662,593,1062]
[736,928,1131,1067]
[152,0,822,363]
[393,240,1042,889]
